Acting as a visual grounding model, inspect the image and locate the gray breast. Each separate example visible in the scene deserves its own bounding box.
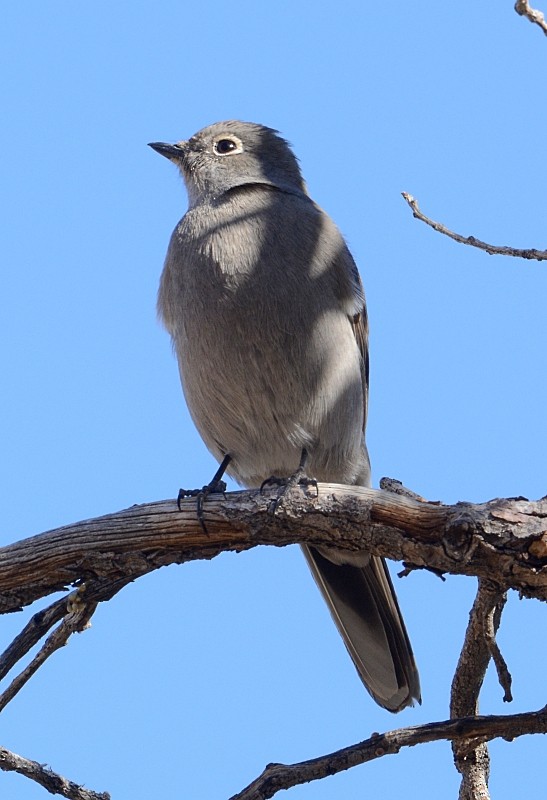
[158,187,366,487]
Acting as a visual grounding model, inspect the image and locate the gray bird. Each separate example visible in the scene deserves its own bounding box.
[149,121,420,711]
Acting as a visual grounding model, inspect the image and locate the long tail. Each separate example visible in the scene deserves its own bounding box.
[302,545,420,712]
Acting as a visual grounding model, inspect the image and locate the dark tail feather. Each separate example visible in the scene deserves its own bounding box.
[302,545,420,712]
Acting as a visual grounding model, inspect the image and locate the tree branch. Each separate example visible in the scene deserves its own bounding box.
[228,707,547,800]
[0,745,109,800]
[1,486,547,617]
[0,577,132,684]
[401,192,547,260]
[450,581,509,800]
[515,0,547,35]
[0,588,98,712]
[0,595,68,681]
[2,486,546,799]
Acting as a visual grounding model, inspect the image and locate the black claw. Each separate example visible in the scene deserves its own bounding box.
[262,452,317,515]
[176,475,228,534]
[302,476,319,498]
[196,492,209,534]
[177,486,198,510]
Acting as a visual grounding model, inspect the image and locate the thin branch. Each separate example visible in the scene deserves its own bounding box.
[0,745,109,800]
[0,576,133,684]
[401,192,547,260]
[450,582,509,716]
[229,707,547,800]
[515,0,547,34]
[0,589,97,713]
[489,640,513,703]
[450,581,509,800]
[0,595,68,681]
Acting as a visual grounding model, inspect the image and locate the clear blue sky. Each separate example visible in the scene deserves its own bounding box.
[2,2,546,798]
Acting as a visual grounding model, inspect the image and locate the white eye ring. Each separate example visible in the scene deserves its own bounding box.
[213,136,243,156]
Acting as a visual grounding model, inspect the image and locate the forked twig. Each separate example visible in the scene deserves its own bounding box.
[0,589,97,713]
[0,595,69,682]
[450,581,510,799]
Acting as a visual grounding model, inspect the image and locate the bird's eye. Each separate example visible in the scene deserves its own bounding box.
[213,137,243,156]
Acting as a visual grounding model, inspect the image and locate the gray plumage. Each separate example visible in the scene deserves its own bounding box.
[150,120,420,711]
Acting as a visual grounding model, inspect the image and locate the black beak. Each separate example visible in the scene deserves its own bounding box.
[148,141,186,161]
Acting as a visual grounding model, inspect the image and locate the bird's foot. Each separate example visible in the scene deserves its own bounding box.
[177,455,232,534]
[177,479,227,533]
[261,460,318,515]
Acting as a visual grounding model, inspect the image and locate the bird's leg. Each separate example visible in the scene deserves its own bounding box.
[177,454,232,533]
[261,448,318,514]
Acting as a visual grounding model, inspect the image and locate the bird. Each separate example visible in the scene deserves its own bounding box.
[149,120,420,711]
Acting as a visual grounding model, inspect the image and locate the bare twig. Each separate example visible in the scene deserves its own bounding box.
[515,0,547,35]
[489,641,513,703]
[450,583,508,715]
[229,707,547,800]
[401,192,547,261]
[485,590,513,703]
[0,576,133,683]
[0,745,109,800]
[0,589,97,713]
[450,581,510,800]
[0,595,68,681]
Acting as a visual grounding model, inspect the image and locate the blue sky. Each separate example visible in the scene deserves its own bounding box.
[1,2,547,798]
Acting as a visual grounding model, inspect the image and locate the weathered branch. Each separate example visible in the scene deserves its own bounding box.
[1,486,547,617]
[229,707,547,800]
[0,745,109,800]
[0,588,98,712]
[0,577,132,683]
[450,581,509,800]
[0,596,69,680]
[2,486,546,799]
[515,0,547,34]
[401,192,547,260]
